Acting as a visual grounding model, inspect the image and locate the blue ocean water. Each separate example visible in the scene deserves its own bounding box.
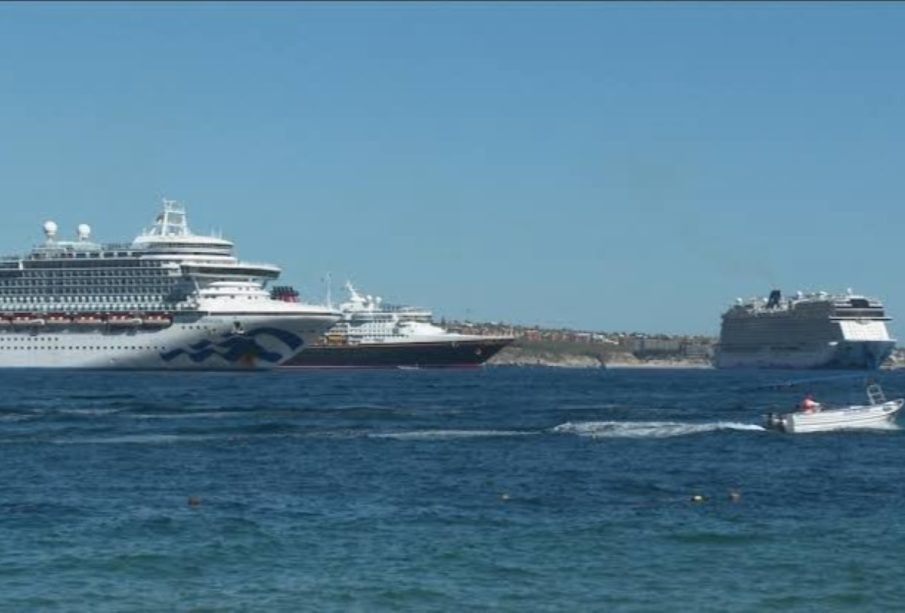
[2,367,904,611]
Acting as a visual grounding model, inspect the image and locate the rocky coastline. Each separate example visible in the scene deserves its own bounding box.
[486,339,713,369]
[447,320,715,369]
[488,345,605,369]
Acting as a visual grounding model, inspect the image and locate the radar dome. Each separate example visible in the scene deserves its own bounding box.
[77,223,91,240]
[43,220,58,238]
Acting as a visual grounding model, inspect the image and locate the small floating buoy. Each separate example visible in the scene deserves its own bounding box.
[500,493,511,502]
[187,496,202,508]
[728,490,741,503]
[690,494,706,503]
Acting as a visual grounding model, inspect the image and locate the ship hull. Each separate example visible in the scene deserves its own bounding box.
[715,339,895,370]
[283,337,512,369]
[0,312,338,370]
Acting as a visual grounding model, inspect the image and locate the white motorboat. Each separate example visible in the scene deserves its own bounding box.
[764,384,903,433]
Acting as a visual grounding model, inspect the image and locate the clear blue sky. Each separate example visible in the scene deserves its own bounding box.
[1,2,903,338]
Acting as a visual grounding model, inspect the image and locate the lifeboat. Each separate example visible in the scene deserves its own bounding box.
[142,313,172,327]
[46,314,71,326]
[11,314,45,326]
[107,314,143,326]
[322,333,350,347]
[73,314,103,325]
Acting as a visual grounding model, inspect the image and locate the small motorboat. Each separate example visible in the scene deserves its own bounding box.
[764,383,903,433]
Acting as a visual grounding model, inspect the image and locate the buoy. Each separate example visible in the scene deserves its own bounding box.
[690,494,706,503]
[728,490,741,503]
[500,493,511,502]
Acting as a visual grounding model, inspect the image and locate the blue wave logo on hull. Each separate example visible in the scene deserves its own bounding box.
[160,327,303,364]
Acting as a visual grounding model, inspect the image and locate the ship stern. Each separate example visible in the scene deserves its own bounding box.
[826,339,896,370]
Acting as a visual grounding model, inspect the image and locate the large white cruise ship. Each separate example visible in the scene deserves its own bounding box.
[715,289,896,370]
[0,200,340,369]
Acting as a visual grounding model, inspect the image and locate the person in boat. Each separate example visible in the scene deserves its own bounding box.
[799,393,821,413]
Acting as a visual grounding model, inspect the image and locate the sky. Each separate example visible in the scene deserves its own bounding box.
[1,2,904,338]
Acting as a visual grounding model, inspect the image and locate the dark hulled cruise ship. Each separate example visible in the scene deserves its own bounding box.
[280,283,513,368]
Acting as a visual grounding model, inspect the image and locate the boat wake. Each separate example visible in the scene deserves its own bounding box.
[552,420,766,439]
[369,429,536,441]
[0,421,771,446]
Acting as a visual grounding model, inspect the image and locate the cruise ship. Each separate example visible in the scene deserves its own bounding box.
[0,200,340,369]
[715,289,895,369]
[281,283,514,368]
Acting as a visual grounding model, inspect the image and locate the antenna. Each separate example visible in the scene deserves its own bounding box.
[323,272,333,309]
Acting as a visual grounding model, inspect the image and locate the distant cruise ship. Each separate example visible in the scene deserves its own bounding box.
[0,200,340,368]
[715,289,896,369]
[281,282,514,368]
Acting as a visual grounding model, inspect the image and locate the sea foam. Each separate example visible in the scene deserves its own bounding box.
[369,429,535,441]
[552,420,766,439]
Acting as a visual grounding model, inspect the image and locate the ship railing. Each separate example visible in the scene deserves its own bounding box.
[380,305,431,314]
[178,259,279,270]
[867,383,887,406]
[94,242,135,250]
[231,260,280,270]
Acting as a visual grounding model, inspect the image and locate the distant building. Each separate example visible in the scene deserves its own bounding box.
[442,319,715,360]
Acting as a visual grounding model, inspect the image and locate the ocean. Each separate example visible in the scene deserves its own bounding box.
[1,367,904,611]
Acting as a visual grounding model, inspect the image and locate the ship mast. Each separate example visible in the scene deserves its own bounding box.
[323,272,333,310]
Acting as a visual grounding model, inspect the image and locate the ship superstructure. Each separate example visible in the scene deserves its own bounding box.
[282,282,513,368]
[715,289,895,369]
[0,200,339,368]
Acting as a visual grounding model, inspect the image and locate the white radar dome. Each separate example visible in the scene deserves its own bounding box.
[43,220,58,238]
[77,223,91,240]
